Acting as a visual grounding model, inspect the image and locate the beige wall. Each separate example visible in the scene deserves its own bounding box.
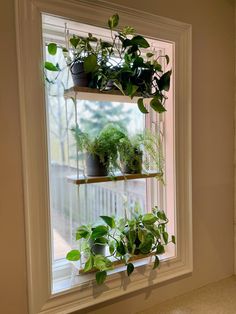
[0,0,234,314]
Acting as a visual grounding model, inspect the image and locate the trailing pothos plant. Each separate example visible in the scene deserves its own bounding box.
[104,14,172,115]
[44,14,172,114]
[66,206,175,285]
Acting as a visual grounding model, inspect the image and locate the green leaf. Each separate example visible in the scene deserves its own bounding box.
[153,255,160,269]
[113,81,125,95]
[146,52,154,58]
[126,83,139,99]
[153,60,162,72]
[96,270,107,285]
[101,41,113,49]
[120,26,135,36]
[108,14,119,29]
[91,225,108,239]
[142,213,158,225]
[48,43,57,55]
[94,255,112,271]
[137,98,149,114]
[156,244,165,255]
[139,233,154,254]
[127,263,134,276]
[100,216,115,229]
[109,241,115,255]
[94,237,107,245]
[171,235,176,244]
[44,61,60,72]
[138,228,146,243]
[158,70,172,91]
[130,35,150,48]
[157,210,167,221]
[84,255,94,272]
[116,241,126,255]
[150,97,166,113]
[70,35,79,48]
[76,225,90,240]
[83,54,97,73]
[66,249,81,261]
[163,231,169,244]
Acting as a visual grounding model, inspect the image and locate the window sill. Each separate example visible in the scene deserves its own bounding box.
[52,247,174,294]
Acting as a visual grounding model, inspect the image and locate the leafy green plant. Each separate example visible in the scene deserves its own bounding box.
[66,206,175,285]
[118,129,164,179]
[71,123,126,174]
[102,14,172,114]
[44,14,172,114]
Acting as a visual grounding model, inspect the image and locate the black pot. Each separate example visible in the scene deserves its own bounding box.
[86,153,108,177]
[132,68,153,93]
[70,61,91,87]
[89,239,106,255]
[122,150,143,174]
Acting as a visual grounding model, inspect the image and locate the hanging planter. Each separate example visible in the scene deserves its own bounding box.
[44,14,172,115]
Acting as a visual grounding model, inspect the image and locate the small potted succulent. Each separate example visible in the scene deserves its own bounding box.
[71,124,126,176]
[66,205,175,285]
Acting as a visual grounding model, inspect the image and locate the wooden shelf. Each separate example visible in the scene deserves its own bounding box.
[64,86,146,103]
[78,252,155,274]
[67,170,161,185]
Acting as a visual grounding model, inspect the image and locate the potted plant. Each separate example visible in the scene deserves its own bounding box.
[118,129,164,178]
[118,136,143,174]
[44,14,172,114]
[101,14,172,114]
[45,32,113,88]
[66,206,175,285]
[71,124,126,176]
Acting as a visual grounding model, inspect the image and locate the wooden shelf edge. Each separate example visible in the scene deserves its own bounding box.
[63,86,150,103]
[67,171,161,185]
[78,252,155,275]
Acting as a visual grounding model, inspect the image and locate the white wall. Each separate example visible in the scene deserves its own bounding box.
[0,1,234,314]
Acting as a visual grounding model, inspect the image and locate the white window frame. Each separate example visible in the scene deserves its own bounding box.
[15,1,192,313]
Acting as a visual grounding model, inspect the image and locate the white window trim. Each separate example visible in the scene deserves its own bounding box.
[15,1,192,313]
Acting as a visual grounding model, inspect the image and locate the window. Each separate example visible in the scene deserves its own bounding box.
[43,13,176,292]
[16,1,192,313]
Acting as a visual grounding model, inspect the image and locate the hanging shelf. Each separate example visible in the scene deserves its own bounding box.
[64,86,148,103]
[67,170,161,185]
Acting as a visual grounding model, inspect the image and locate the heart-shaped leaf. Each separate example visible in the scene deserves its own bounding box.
[96,270,107,285]
[153,255,160,269]
[108,14,119,29]
[127,263,134,276]
[48,43,57,55]
[91,225,108,239]
[100,216,115,228]
[66,249,81,261]
[137,98,149,114]
[44,61,60,72]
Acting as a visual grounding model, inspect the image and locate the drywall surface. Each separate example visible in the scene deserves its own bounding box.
[0,1,28,314]
[0,0,234,314]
